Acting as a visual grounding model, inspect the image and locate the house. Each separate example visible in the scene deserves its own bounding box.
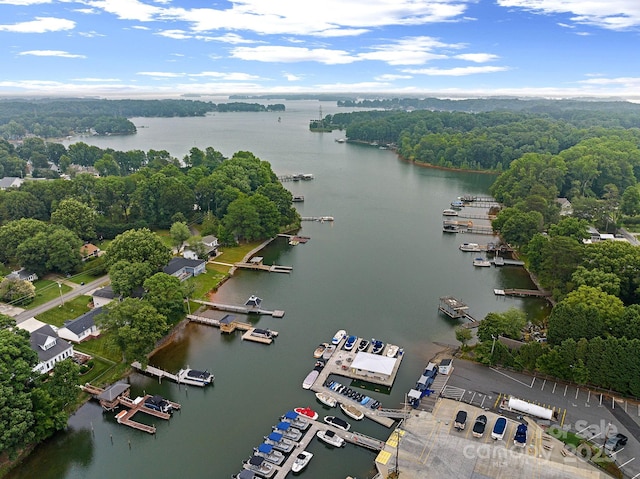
[556,197,573,216]
[80,243,101,260]
[182,235,219,260]
[92,286,116,307]
[0,176,24,190]
[29,324,74,374]
[6,268,38,282]
[58,307,103,343]
[162,257,206,281]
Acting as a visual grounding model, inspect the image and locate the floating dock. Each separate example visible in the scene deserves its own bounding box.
[187,313,279,345]
[301,216,334,222]
[492,257,525,266]
[235,256,293,274]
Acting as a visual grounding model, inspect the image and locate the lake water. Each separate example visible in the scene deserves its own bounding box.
[8,101,549,479]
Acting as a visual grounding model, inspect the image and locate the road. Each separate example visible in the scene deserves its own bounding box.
[14,275,110,323]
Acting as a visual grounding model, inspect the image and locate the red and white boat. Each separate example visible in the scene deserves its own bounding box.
[294,407,318,421]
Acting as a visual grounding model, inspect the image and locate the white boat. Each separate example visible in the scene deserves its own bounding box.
[340,403,364,420]
[273,421,302,441]
[243,456,275,478]
[459,242,481,252]
[322,344,336,360]
[385,344,399,358]
[291,450,313,473]
[323,415,351,431]
[264,432,295,453]
[281,410,311,430]
[315,391,337,408]
[331,329,347,344]
[302,369,319,389]
[442,209,459,216]
[316,429,345,447]
[473,257,491,267]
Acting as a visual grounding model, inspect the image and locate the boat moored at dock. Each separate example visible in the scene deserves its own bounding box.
[340,403,364,421]
[313,343,329,358]
[302,369,320,389]
[179,368,214,385]
[243,455,275,478]
[332,329,347,345]
[272,421,303,442]
[291,451,313,473]
[253,443,285,465]
[316,429,345,447]
[324,415,351,431]
[315,391,337,408]
[459,242,481,252]
[294,407,318,421]
[442,208,459,216]
[263,432,295,453]
[281,410,311,430]
[473,257,491,267]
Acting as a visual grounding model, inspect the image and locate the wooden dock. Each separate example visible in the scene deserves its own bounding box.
[492,257,525,266]
[190,299,285,317]
[301,216,334,222]
[187,313,279,344]
[131,362,214,387]
[494,288,551,298]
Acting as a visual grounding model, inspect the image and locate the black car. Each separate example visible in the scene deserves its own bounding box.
[472,414,487,438]
[605,433,628,452]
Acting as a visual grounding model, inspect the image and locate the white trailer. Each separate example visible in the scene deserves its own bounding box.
[505,397,553,421]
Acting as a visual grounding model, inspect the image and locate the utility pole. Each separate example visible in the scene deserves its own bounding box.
[57,282,64,307]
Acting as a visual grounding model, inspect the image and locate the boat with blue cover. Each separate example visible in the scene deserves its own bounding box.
[281,410,311,430]
[272,421,302,441]
[253,443,285,465]
[263,432,295,453]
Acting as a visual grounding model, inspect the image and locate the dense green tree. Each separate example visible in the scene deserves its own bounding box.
[109,260,154,297]
[50,198,97,241]
[46,227,83,274]
[0,278,35,305]
[100,298,169,364]
[581,241,640,304]
[95,154,121,177]
[571,266,621,296]
[105,228,171,271]
[46,359,80,409]
[455,326,472,350]
[0,190,47,222]
[477,308,527,343]
[224,196,261,242]
[530,235,583,297]
[169,221,191,252]
[492,208,543,247]
[0,218,49,263]
[547,217,589,242]
[250,193,281,238]
[143,273,185,323]
[621,185,640,216]
[186,236,208,260]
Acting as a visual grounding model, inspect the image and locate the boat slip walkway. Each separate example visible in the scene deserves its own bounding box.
[190,299,285,317]
[131,362,214,387]
[187,313,278,344]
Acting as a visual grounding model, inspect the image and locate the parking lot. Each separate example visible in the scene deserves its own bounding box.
[439,359,640,478]
[380,398,610,479]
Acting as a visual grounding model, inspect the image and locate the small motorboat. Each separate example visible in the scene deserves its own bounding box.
[316,429,345,447]
[386,344,399,358]
[322,344,336,360]
[459,242,481,252]
[371,339,384,354]
[272,422,302,442]
[340,403,364,421]
[313,343,329,358]
[253,443,285,465]
[243,455,275,478]
[263,432,295,453]
[451,200,464,208]
[315,392,337,408]
[302,369,319,389]
[281,410,310,430]
[292,195,305,202]
[491,416,507,441]
[291,450,313,473]
[323,415,351,431]
[357,339,369,352]
[473,257,491,267]
[332,329,347,345]
[234,470,258,479]
[442,208,459,216]
[344,335,357,351]
[294,407,318,421]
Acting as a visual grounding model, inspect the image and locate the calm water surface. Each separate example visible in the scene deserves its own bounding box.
[9,101,549,479]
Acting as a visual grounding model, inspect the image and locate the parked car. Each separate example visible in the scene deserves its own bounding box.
[454,410,467,430]
[604,433,628,453]
[472,414,487,438]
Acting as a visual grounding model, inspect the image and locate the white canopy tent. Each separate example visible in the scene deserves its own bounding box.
[350,352,396,379]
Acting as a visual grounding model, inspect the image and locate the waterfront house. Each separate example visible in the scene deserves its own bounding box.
[182,234,219,260]
[92,286,116,307]
[29,324,74,374]
[162,257,206,281]
[58,307,103,343]
[7,268,38,282]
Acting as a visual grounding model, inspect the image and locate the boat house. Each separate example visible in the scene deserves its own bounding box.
[350,352,397,381]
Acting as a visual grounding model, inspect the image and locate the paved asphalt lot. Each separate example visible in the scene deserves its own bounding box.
[441,359,640,478]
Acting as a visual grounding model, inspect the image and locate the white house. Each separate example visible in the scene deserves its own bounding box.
[29,324,74,374]
[163,257,206,281]
[92,286,116,307]
[0,176,24,190]
[58,307,103,343]
[6,268,38,282]
[182,235,219,260]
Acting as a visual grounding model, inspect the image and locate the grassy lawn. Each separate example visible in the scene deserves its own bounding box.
[75,332,122,363]
[35,296,92,326]
[186,263,227,300]
[25,280,72,310]
[67,271,102,285]
[208,241,264,274]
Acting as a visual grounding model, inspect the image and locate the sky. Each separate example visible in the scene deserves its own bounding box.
[0,0,639,99]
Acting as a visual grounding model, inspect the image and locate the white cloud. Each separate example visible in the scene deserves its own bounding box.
[190,71,261,81]
[557,22,574,28]
[84,0,470,36]
[231,46,357,64]
[454,53,499,63]
[72,77,121,82]
[137,71,186,77]
[375,73,413,81]
[0,17,75,33]
[579,76,640,86]
[497,0,640,30]
[358,36,457,65]
[131,25,151,30]
[18,50,86,58]
[403,65,509,76]
[0,0,52,4]
[156,29,191,40]
[283,73,302,81]
[78,31,105,38]
[73,8,99,14]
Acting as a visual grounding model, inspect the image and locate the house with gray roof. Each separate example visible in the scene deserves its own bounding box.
[29,324,74,374]
[162,257,206,281]
[58,306,103,343]
[0,176,24,190]
[6,268,38,282]
[183,234,219,260]
[92,286,116,307]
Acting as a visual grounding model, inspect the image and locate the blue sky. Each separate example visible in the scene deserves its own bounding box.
[1,0,639,99]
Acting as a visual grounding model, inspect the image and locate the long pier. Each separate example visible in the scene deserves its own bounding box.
[301,216,334,222]
[235,262,293,273]
[494,288,552,298]
[190,299,285,317]
[130,362,214,387]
